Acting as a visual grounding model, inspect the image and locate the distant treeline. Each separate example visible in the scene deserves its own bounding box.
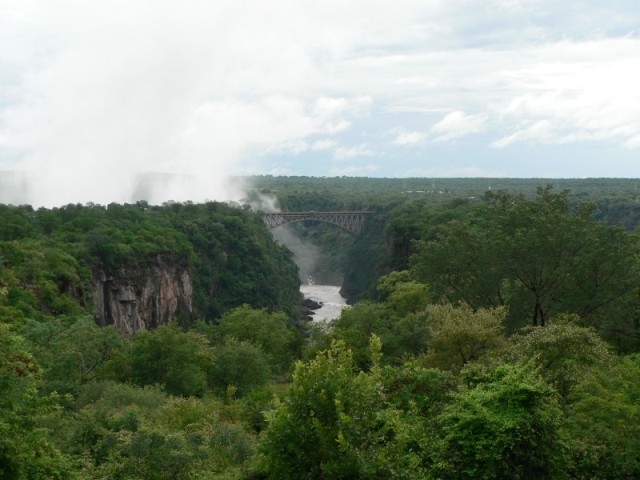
[247,176,640,301]
[248,175,640,204]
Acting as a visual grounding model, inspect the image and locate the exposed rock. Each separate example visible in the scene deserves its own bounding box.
[93,258,194,334]
[298,307,315,322]
[296,297,324,323]
[303,298,323,310]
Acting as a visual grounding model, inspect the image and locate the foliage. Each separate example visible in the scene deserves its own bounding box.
[0,239,91,322]
[239,384,285,433]
[258,339,429,479]
[0,325,73,479]
[411,187,640,350]
[329,278,432,368]
[564,354,640,479]
[210,338,271,397]
[421,303,507,373]
[218,305,299,374]
[329,301,388,368]
[0,201,302,324]
[380,362,455,418]
[57,382,254,479]
[432,362,566,480]
[19,316,124,396]
[506,318,613,401]
[379,275,431,317]
[2,179,640,478]
[123,323,216,397]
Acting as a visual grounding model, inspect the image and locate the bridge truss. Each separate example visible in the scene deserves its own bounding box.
[263,211,373,235]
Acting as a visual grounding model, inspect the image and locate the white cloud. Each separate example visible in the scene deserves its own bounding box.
[2,0,640,202]
[625,134,640,149]
[392,129,428,146]
[313,96,372,121]
[308,96,372,134]
[489,39,640,149]
[390,111,486,148]
[491,120,554,148]
[430,111,487,142]
[0,1,379,205]
[266,139,310,155]
[333,144,376,160]
[311,139,337,150]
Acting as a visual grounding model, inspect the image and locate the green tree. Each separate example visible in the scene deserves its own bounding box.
[0,240,91,321]
[0,325,72,479]
[219,305,298,373]
[210,338,271,397]
[259,339,425,479]
[380,362,455,419]
[432,362,565,480]
[377,271,431,317]
[412,218,504,311]
[330,281,432,366]
[506,318,613,401]
[564,354,640,479]
[124,324,215,397]
[0,205,36,241]
[421,303,506,373]
[60,382,254,479]
[330,301,388,368]
[19,316,124,396]
[412,187,640,349]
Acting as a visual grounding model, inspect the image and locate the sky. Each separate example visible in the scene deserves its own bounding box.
[1,0,639,206]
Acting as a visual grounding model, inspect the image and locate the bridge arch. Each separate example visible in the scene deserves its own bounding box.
[263,211,372,235]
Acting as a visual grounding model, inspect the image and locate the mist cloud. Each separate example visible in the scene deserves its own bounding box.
[2,0,640,201]
[0,1,373,206]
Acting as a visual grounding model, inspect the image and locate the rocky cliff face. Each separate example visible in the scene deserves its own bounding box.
[93,258,193,334]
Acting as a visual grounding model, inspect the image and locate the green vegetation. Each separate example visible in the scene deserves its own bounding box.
[0,201,301,323]
[0,325,73,479]
[249,176,640,301]
[1,178,640,478]
[410,187,640,351]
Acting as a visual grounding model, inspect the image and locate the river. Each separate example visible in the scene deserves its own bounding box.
[300,284,349,322]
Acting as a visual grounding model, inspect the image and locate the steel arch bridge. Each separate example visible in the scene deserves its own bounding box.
[263,211,373,235]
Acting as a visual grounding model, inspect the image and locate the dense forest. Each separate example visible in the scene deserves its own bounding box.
[249,176,640,301]
[1,178,639,479]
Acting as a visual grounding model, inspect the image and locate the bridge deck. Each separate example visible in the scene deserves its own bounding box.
[263,211,373,234]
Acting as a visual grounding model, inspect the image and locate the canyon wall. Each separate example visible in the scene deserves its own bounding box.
[93,258,193,333]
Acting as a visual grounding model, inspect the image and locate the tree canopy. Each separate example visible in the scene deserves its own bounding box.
[411,187,640,350]
[1,179,640,478]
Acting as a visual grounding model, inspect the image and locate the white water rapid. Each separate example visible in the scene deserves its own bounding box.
[300,284,348,322]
